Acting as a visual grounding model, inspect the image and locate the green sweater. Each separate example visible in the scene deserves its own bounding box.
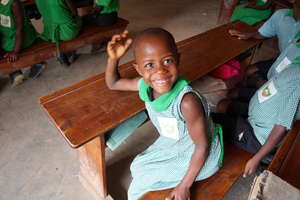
[95,0,119,14]
[0,0,37,51]
[36,0,82,42]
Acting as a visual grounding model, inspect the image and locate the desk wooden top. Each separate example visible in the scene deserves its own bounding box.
[40,21,262,148]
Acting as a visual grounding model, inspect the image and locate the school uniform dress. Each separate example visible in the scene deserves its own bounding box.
[212,67,300,163]
[230,0,271,25]
[35,0,82,43]
[267,42,300,79]
[259,9,300,53]
[0,0,37,52]
[248,66,300,145]
[128,79,223,200]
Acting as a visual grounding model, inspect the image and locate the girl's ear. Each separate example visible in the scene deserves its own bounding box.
[133,62,143,76]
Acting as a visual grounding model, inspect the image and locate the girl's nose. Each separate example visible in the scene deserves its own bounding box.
[156,63,167,73]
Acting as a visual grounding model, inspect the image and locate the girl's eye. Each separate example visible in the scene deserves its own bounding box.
[145,63,153,68]
[163,58,173,64]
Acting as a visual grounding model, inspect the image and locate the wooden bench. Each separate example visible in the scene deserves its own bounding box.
[39,21,262,200]
[268,120,300,189]
[0,18,129,75]
[141,144,252,200]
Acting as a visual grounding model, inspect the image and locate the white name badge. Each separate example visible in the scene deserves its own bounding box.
[0,14,11,28]
[276,57,291,73]
[1,0,9,5]
[258,81,277,103]
[157,117,180,140]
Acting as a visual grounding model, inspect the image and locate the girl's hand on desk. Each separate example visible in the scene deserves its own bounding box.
[165,184,190,200]
[107,30,132,60]
[228,29,253,40]
[4,52,18,63]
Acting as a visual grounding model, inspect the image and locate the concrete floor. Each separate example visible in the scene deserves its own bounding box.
[0,0,256,199]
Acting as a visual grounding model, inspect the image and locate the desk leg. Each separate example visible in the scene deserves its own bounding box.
[76,135,112,200]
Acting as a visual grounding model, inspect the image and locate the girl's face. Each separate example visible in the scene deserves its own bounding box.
[134,36,179,98]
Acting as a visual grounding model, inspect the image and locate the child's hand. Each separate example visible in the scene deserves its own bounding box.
[4,52,18,63]
[243,157,260,177]
[107,30,132,60]
[165,184,190,200]
[228,29,253,40]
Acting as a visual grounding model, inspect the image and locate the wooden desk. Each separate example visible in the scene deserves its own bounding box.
[40,21,262,199]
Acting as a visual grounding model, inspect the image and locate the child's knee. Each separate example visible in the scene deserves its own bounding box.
[245,64,259,77]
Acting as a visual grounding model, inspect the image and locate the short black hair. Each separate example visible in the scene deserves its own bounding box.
[133,27,178,53]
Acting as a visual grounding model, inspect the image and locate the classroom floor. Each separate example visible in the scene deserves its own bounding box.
[0,0,259,199]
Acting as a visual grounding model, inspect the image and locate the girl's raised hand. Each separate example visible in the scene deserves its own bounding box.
[107,30,132,60]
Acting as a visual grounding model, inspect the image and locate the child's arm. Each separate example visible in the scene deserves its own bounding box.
[228,29,266,40]
[4,0,23,62]
[243,124,286,177]
[64,0,78,17]
[105,30,140,91]
[166,93,209,200]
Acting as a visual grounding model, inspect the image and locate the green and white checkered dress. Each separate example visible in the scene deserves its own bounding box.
[267,42,300,79]
[248,67,300,144]
[128,84,222,200]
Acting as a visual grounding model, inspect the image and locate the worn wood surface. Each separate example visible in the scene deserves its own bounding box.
[39,21,262,148]
[0,18,128,75]
[77,135,108,199]
[140,144,252,200]
[268,120,300,189]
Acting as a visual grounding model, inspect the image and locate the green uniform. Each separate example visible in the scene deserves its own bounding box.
[0,0,37,51]
[95,0,119,14]
[230,0,272,25]
[35,0,81,43]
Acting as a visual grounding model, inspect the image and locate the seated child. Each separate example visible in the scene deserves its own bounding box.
[230,0,272,25]
[0,0,45,86]
[228,32,300,103]
[213,65,300,177]
[105,28,223,200]
[229,0,300,87]
[83,0,119,26]
[35,0,82,66]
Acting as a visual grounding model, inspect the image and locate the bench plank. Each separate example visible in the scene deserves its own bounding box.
[40,21,262,148]
[140,144,252,200]
[0,18,129,75]
[268,120,300,189]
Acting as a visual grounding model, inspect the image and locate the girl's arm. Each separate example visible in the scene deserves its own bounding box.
[243,124,286,177]
[4,0,23,62]
[228,29,266,40]
[166,93,209,200]
[105,30,140,91]
[64,0,78,17]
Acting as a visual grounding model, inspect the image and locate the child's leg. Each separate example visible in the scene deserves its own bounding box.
[211,113,262,154]
[9,70,24,86]
[29,62,47,79]
[245,58,276,87]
